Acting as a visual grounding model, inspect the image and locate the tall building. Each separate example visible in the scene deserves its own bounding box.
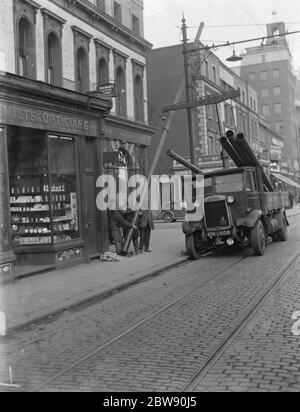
[236,22,298,175]
[0,0,154,280]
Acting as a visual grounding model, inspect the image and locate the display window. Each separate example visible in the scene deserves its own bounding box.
[8,128,80,247]
[49,135,79,243]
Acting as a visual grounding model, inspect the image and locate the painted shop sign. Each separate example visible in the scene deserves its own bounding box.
[0,101,98,136]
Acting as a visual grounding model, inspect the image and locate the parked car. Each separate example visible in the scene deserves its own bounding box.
[157,201,186,223]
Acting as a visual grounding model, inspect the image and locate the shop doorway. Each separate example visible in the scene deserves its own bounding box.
[82,137,99,260]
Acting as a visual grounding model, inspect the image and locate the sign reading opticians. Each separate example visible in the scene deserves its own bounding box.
[0,101,98,136]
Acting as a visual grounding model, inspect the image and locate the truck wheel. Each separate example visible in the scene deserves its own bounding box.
[251,220,266,256]
[186,233,202,260]
[277,219,288,242]
[163,212,173,223]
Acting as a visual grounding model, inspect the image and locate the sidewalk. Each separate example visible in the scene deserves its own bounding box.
[0,226,186,333]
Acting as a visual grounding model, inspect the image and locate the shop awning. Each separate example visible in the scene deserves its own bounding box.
[271,173,300,189]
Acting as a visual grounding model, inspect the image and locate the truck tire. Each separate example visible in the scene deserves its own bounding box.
[251,220,266,256]
[163,212,173,223]
[277,219,288,242]
[186,233,202,260]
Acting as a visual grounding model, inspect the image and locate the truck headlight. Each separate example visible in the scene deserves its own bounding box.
[227,196,235,204]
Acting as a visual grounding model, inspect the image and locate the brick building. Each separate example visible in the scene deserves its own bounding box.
[0,0,155,280]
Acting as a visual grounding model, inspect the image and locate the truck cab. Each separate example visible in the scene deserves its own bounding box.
[183,166,289,259]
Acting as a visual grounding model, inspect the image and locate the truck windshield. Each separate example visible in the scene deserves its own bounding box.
[215,173,243,193]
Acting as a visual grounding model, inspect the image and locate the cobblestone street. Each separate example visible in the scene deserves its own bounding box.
[0,214,299,392]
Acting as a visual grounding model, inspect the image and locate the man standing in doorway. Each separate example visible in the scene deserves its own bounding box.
[139,210,154,253]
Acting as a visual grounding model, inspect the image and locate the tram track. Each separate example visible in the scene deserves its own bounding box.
[6,215,300,392]
[182,247,300,391]
[30,255,248,392]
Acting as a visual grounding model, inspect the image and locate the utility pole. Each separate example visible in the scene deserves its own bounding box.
[182,16,196,166]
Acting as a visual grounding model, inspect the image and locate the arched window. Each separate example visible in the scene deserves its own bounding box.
[98,58,109,84]
[134,75,144,122]
[47,32,61,86]
[116,66,127,117]
[18,17,35,78]
[77,47,89,92]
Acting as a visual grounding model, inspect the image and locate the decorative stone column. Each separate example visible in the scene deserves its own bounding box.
[0,127,15,281]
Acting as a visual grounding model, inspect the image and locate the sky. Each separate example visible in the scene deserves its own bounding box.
[143,0,300,73]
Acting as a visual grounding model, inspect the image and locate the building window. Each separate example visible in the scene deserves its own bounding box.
[134,75,144,122]
[262,88,269,98]
[274,103,282,115]
[212,66,217,84]
[18,17,35,79]
[262,104,270,117]
[76,47,89,92]
[273,69,280,78]
[46,32,61,86]
[274,86,281,96]
[114,1,122,23]
[250,97,253,109]
[205,61,209,79]
[260,71,268,80]
[96,0,105,11]
[275,121,283,133]
[116,66,127,117]
[249,73,256,82]
[98,57,109,84]
[132,14,139,35]
[242,91,245,103]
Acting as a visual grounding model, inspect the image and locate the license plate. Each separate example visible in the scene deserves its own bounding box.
[208,230,231,236]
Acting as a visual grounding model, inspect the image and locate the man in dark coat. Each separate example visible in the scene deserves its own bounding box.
[139,210,154,252]
[108,210,134,255]
[123,209,140,254]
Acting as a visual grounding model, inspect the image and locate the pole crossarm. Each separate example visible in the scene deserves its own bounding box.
[188,29,300,53]
[162,89,240,113]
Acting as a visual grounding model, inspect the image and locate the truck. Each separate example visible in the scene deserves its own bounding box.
[167,130,290,259]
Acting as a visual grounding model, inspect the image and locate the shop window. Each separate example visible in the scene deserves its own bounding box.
[76,47,89,93]
[46,32,61,86]
[49,136,79,244]
[8,130,80,247]
[116,66,127,117]
[98,57,109,84]
[132,15,140,35]
[134,75,144,122]
[114,1,122,23]
[18,17,35,79]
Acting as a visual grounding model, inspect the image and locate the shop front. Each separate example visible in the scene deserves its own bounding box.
[0,73,112,280]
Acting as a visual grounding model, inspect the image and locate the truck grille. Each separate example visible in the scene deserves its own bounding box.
[205,200,229,229]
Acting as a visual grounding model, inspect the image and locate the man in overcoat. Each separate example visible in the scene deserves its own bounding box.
[108,210,134,255]
[139,210,154,253]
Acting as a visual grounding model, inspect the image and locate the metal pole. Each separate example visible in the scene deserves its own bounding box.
[182,16,196,166]
[215,103,229,169]
[121,23,204,254]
